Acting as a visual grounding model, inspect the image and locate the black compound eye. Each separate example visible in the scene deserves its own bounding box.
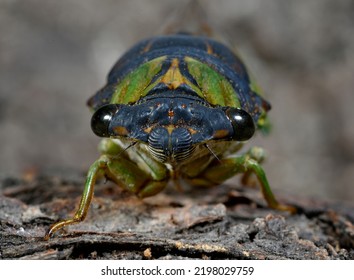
[91,104,120,137]
[224,107,255,141]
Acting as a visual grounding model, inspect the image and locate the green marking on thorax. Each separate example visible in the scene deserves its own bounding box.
[110,56,166,104]
[185,57,240,108]
[110,55,240,108]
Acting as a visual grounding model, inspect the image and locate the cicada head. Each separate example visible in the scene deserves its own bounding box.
[91,90,255,164]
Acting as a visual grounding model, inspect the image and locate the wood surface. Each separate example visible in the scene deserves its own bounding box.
[1,174,353,259]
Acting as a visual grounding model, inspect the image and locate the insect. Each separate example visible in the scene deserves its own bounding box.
[45,1,295,239]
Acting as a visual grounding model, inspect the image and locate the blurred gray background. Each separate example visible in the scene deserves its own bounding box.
[1,0,353,202]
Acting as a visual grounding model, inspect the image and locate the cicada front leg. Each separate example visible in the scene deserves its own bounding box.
[186,147,296,213]
[45,139,169,239]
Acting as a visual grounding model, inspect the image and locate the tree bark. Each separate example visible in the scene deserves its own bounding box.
[0,173,353,260]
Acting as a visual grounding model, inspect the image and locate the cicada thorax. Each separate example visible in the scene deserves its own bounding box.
[88,34,270,119]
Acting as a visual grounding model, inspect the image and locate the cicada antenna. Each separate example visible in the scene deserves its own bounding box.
[123,141,138,153]
[113,141,138,158]
[204,143,221,163]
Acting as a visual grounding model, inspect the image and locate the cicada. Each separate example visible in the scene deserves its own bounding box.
[45,0,295,239]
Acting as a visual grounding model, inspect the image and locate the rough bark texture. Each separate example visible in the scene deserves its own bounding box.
[0,174,353,260]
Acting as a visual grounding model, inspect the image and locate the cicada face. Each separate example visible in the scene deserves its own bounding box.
[91,87,255,165]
